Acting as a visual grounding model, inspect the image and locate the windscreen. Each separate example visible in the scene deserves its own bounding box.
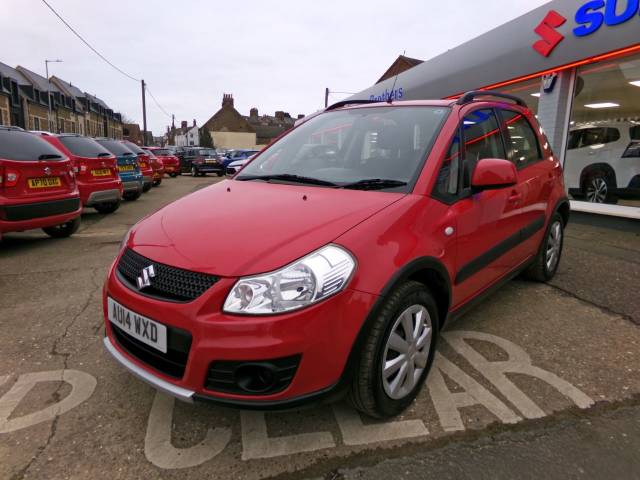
[199,149,217,156]
[237,106,449,190]
[59,136,113,158]
[0,130,66,161]
[153,149,171,155]
[96,139,135,156]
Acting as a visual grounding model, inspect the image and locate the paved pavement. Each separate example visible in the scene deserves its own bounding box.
[0,176,639,480]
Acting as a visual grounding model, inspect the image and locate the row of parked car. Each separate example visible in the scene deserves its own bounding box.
[169,146,260,176]
[0,126,181,241]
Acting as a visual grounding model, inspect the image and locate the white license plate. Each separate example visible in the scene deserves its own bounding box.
[108,297,167,353]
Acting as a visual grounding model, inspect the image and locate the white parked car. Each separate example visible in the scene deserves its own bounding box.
[564,122,640,204]
[225,154,256,176]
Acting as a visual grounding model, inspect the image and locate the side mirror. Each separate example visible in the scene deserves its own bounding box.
[471,158,517,191]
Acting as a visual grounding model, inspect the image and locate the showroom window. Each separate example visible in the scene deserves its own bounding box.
[493,77,542,115]
[565,51,640,208]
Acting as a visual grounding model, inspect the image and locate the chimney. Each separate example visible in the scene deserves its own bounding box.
[222,93,234,108]
[275,111,285,121]
[297,114,305,119]
[193,119,196,127]
[181,120,188,131]
[250,108,258,119]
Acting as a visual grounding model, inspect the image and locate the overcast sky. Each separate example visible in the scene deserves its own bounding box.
[2,0,550,135]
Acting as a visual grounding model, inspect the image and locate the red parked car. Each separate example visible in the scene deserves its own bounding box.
[39,134,123,214]
[145,147,180,177]
[103,92,569,418]
[0,127,82,239]
[143,149,164,187]
[121,140,153,192]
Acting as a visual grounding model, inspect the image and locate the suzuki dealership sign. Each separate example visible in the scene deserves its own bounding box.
[534,1,640,57]
[352,0,640,102]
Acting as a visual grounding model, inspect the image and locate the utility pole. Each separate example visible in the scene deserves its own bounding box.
[325,87,329,108]
[141,79,148,145]
[45,59,63,132]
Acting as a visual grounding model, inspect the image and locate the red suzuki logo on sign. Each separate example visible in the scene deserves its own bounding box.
[533,10,567,57]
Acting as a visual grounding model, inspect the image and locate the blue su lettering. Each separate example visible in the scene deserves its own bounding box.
[574,0,605,36]
[604,0,639,25]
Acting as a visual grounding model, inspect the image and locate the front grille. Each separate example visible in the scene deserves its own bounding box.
[111,322,191,378]
[1,197,80,221]
[205,355,301,395]
[117,248,219,302]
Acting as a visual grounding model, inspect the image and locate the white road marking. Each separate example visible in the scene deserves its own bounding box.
[427,352,521,431]
[144,392,231,469]
[442,331,595,418]
[240,410,335,460]
[332,403,428,445]
[0,370,96,434]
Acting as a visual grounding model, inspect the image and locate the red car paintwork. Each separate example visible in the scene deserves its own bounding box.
[103,98,568,406]
[0,130,81,235]
[145,147,180,175]
[40,135,123,207]
[145,150,165,183]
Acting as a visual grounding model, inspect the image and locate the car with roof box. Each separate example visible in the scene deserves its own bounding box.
[95,138,144,202]
[38,133,123,214]
[0,127,82,239]
[102,92,569,418]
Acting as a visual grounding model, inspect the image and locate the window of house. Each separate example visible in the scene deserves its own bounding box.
[500,109,542,168]
[34,117,40,130]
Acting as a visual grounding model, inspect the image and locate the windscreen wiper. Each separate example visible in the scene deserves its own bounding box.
[340,179,408,190]
[38,154,63,160]
[97,152,112,157]
[236,174,338,187]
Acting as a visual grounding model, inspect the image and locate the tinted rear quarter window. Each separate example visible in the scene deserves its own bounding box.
[96,139,135,156]
[501,110,542,168]
[59,136,113,158]
[123,141,145,155]
[0,130,66,161]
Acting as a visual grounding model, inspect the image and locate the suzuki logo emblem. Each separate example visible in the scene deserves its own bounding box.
[533,10,567,57]
[137,265,156,289]
[43,167,52,176]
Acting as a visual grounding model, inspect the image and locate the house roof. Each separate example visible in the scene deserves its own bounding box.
[85,92,111,110]
[51,76,85,98]
[376,55,424,84]
[0,61,30,86]
[16,65,60,93]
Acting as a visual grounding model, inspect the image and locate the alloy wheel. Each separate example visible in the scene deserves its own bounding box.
[545,220,562,272]
[586,177,607,203]
[381,304,432,400]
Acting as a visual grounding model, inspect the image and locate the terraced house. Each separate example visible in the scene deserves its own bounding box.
[0,60,124,138]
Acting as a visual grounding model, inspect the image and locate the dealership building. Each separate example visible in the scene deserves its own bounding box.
[353,0,640,220]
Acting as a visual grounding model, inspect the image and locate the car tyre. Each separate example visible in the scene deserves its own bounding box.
[42,216,81,238]
[191,166,198,177]
[217,172,224,177]
[583,170,618,204]
[94,200,120,214]
[123,191,141,201]
[169,173,178,178]
[153,178,162,187]
[347,281,439,419]
[524,212,564,282]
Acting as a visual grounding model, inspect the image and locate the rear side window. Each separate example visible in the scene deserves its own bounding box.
[630,126,640,141]
[59,136,112,158]
[153,149,171,155]
[0,130,65,161]
[570,127,620,149]
[96,139,135,156]
[501,110,542,168]
[123,141,145,155]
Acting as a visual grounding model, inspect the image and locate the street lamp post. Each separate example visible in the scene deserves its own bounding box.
[45,59,63,133]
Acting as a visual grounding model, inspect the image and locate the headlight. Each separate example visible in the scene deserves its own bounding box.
[119,227,133,251]
[223,245,356,315]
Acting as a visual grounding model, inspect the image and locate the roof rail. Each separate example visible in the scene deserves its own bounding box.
[325,99,378,111]
[456,90,528,107]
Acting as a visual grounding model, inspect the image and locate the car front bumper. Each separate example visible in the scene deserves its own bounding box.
[102,253,376,407]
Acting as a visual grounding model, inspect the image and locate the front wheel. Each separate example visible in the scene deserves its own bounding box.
[191,166,198,177]
[347,281,439,418]
[42,216,81,238]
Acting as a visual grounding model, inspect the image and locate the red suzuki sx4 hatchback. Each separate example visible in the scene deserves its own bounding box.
[103,92,569,418]
[1,127,82,240]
